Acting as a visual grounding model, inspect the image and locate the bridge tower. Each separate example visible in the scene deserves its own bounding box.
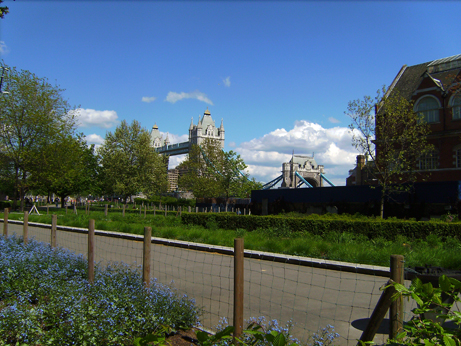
[281,154,325,188]
[189,108,225,149]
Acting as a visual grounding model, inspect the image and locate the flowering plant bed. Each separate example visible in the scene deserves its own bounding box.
[0,235,199,345]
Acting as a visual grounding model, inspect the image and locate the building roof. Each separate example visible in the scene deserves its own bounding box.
[387,54,461,101]
[291,155,319,169]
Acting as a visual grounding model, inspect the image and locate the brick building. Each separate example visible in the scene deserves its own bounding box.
[347,54,461,185]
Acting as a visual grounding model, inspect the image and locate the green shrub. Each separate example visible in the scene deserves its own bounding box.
[181,213,461,242]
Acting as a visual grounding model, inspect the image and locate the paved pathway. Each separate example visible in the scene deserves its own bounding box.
[3,222,417,345]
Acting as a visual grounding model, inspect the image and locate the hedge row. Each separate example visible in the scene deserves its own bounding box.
[76,206,180,217]
[181,213,461,241]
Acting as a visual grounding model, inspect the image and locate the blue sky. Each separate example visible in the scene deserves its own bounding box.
[1,1,460,186]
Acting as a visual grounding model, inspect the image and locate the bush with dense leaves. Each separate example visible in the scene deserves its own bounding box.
[181,213,461,241]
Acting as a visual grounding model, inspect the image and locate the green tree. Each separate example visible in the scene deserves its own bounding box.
[0,0,9,19]
[98,120,167,202]
[34,135,101,207]
[347,86,433,218]
[179,138,261,202]
[0,64,77,210]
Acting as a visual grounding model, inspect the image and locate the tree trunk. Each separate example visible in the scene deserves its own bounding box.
[380,195,385,219]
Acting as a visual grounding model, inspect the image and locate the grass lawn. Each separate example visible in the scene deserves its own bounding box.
[3,208,461,269]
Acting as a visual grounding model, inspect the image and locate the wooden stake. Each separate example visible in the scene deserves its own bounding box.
[51,214,57,248]
[234,238,244,339]
[88,219,95,284]
[359,279,395,345]
[143,227,152,286]
[23,211,29,244]
[3,207,8,236]
[390,255,404,339]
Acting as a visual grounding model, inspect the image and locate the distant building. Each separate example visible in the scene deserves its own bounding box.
[167,168,179,192]
[347,54,461,185]
[150,124,169,149]
[150,108,225,158]
[281,154,325,188]
[346,155,377,186]
[189,108,225,149]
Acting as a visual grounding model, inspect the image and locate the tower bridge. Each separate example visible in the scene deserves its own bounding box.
[151,108,334,190]
[150,108,224,157]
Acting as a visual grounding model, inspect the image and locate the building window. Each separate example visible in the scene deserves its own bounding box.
[416,96,440,123]
[454,145,461,168]
[418,150,438,170]
[452,94,461,120]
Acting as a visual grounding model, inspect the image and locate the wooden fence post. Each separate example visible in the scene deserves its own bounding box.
[144,205,147,218]
[188,206,191,212]
[390,255,404,339]
[23,211,29,244]
[234,238,244,339]
[3,208,8,236]
[143,227,152,286]
[196,207,198,213]
[51,214,57,248]
[154,205,156,216]
[88,219,95,284]
[164,207,167,217]
[65,205,68,214]
[358,279,395,345]
[105,204,108,217]
[123,204,126,217]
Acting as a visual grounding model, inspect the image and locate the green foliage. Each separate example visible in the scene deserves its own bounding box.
[98,120,168,201]
[0,236,199,345]
[133,325,171,346]
[35,135,101,206]
[6,209,461,268]
[178,138,262,199]
[181,213,461,242]
[386,275,461,345]
[0,64,78,210]
[347,86,433,218]
[0,0,8,19]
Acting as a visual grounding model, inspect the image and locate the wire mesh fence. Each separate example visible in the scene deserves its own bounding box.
[2,217,418,345]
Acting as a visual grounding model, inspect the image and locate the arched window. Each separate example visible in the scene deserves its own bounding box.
[418,150,439,170]
[415,96,440,123]
[454,145,461,168]
[452,94,461,120]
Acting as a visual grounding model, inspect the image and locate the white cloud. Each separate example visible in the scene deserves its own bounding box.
[84,134,105,146]
[0,41,9,55]
[169,154,188,168]
[76,108,119,129]
[223,76,231,87]
[156,131,189,145]
[165,90,213,105]
[235,121,360,186]
[142,96,156,103]
[228,141,236,148]
[328,117,340,124]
